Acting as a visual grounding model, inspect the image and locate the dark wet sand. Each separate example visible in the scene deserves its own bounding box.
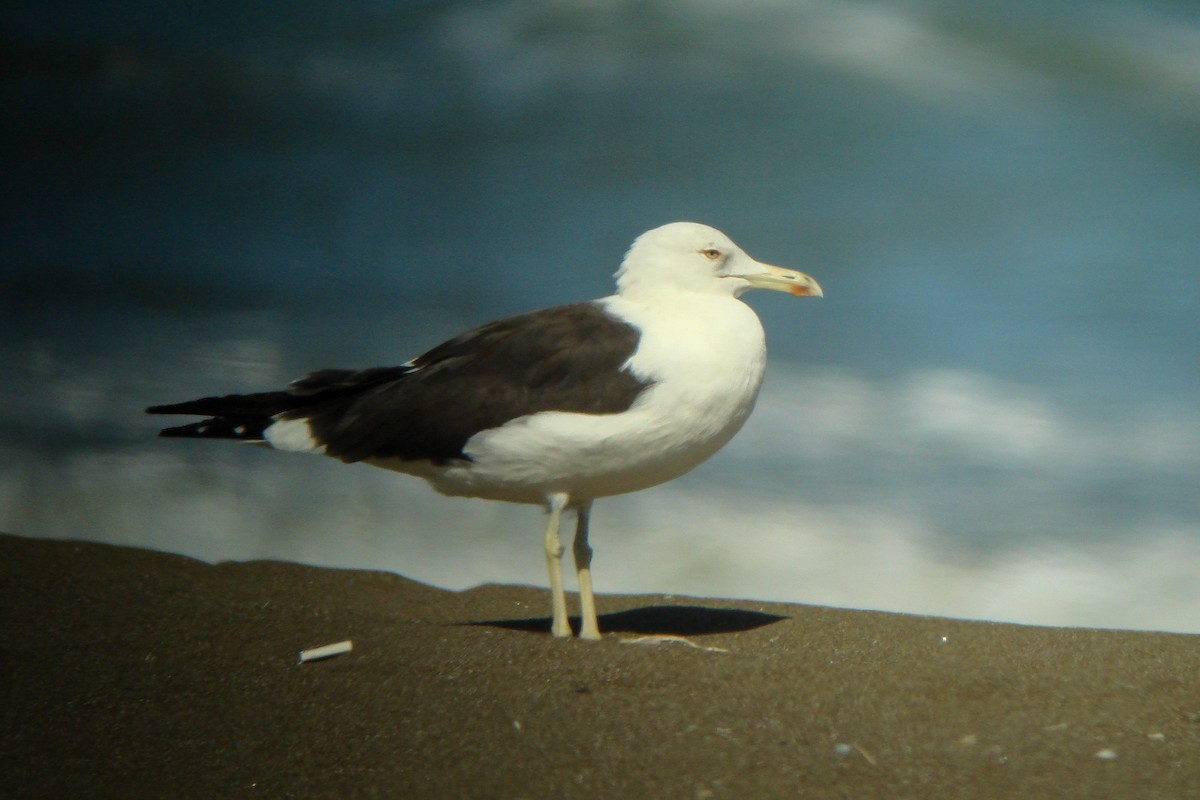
[2,532,1197,799]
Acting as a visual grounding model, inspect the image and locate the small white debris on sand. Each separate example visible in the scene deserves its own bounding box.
[833,743,877,765]
[1094,748,1118,761]
[299,639,354,663]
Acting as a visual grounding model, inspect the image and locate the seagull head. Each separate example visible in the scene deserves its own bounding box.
[615,222,823,301]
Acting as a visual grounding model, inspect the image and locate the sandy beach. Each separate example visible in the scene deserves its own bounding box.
[2,531,1197,799]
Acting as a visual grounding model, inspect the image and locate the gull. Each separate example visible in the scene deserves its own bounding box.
[147,222,822,639]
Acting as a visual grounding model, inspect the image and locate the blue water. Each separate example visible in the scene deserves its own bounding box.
[4,0,1199,632]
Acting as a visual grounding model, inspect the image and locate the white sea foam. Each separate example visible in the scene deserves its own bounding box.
[430,0,1200,123]
[5,363,1197,633]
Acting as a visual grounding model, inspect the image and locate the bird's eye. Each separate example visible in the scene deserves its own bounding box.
[700,248,722,260]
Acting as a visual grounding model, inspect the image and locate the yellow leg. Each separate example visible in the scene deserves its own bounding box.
[573,501,601,640]
[543,493,572,638]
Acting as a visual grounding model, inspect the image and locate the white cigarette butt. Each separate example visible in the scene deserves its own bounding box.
[299,640,354,663]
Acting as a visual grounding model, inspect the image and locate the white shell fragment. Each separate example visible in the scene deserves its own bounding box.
[299,639,354,663]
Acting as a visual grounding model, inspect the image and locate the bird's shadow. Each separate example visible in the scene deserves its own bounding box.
[467,605,787,637]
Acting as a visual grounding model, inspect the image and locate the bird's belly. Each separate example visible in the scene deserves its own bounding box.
[375,376,758,504]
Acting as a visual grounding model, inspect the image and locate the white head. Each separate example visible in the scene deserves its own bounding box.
[614,222,822,301]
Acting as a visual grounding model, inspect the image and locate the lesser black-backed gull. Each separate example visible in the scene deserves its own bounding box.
[147,222,822,640]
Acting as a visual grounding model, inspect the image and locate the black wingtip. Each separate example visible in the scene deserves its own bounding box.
[146,401,207,415]
[153,416,271,441]
[155,421,209,438]
[157,425,188,438]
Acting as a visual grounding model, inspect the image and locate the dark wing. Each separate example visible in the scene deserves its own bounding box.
[298,302,651,463]
[148,302,651,465]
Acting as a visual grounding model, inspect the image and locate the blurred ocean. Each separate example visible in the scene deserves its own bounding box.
[3,0,1199,632]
